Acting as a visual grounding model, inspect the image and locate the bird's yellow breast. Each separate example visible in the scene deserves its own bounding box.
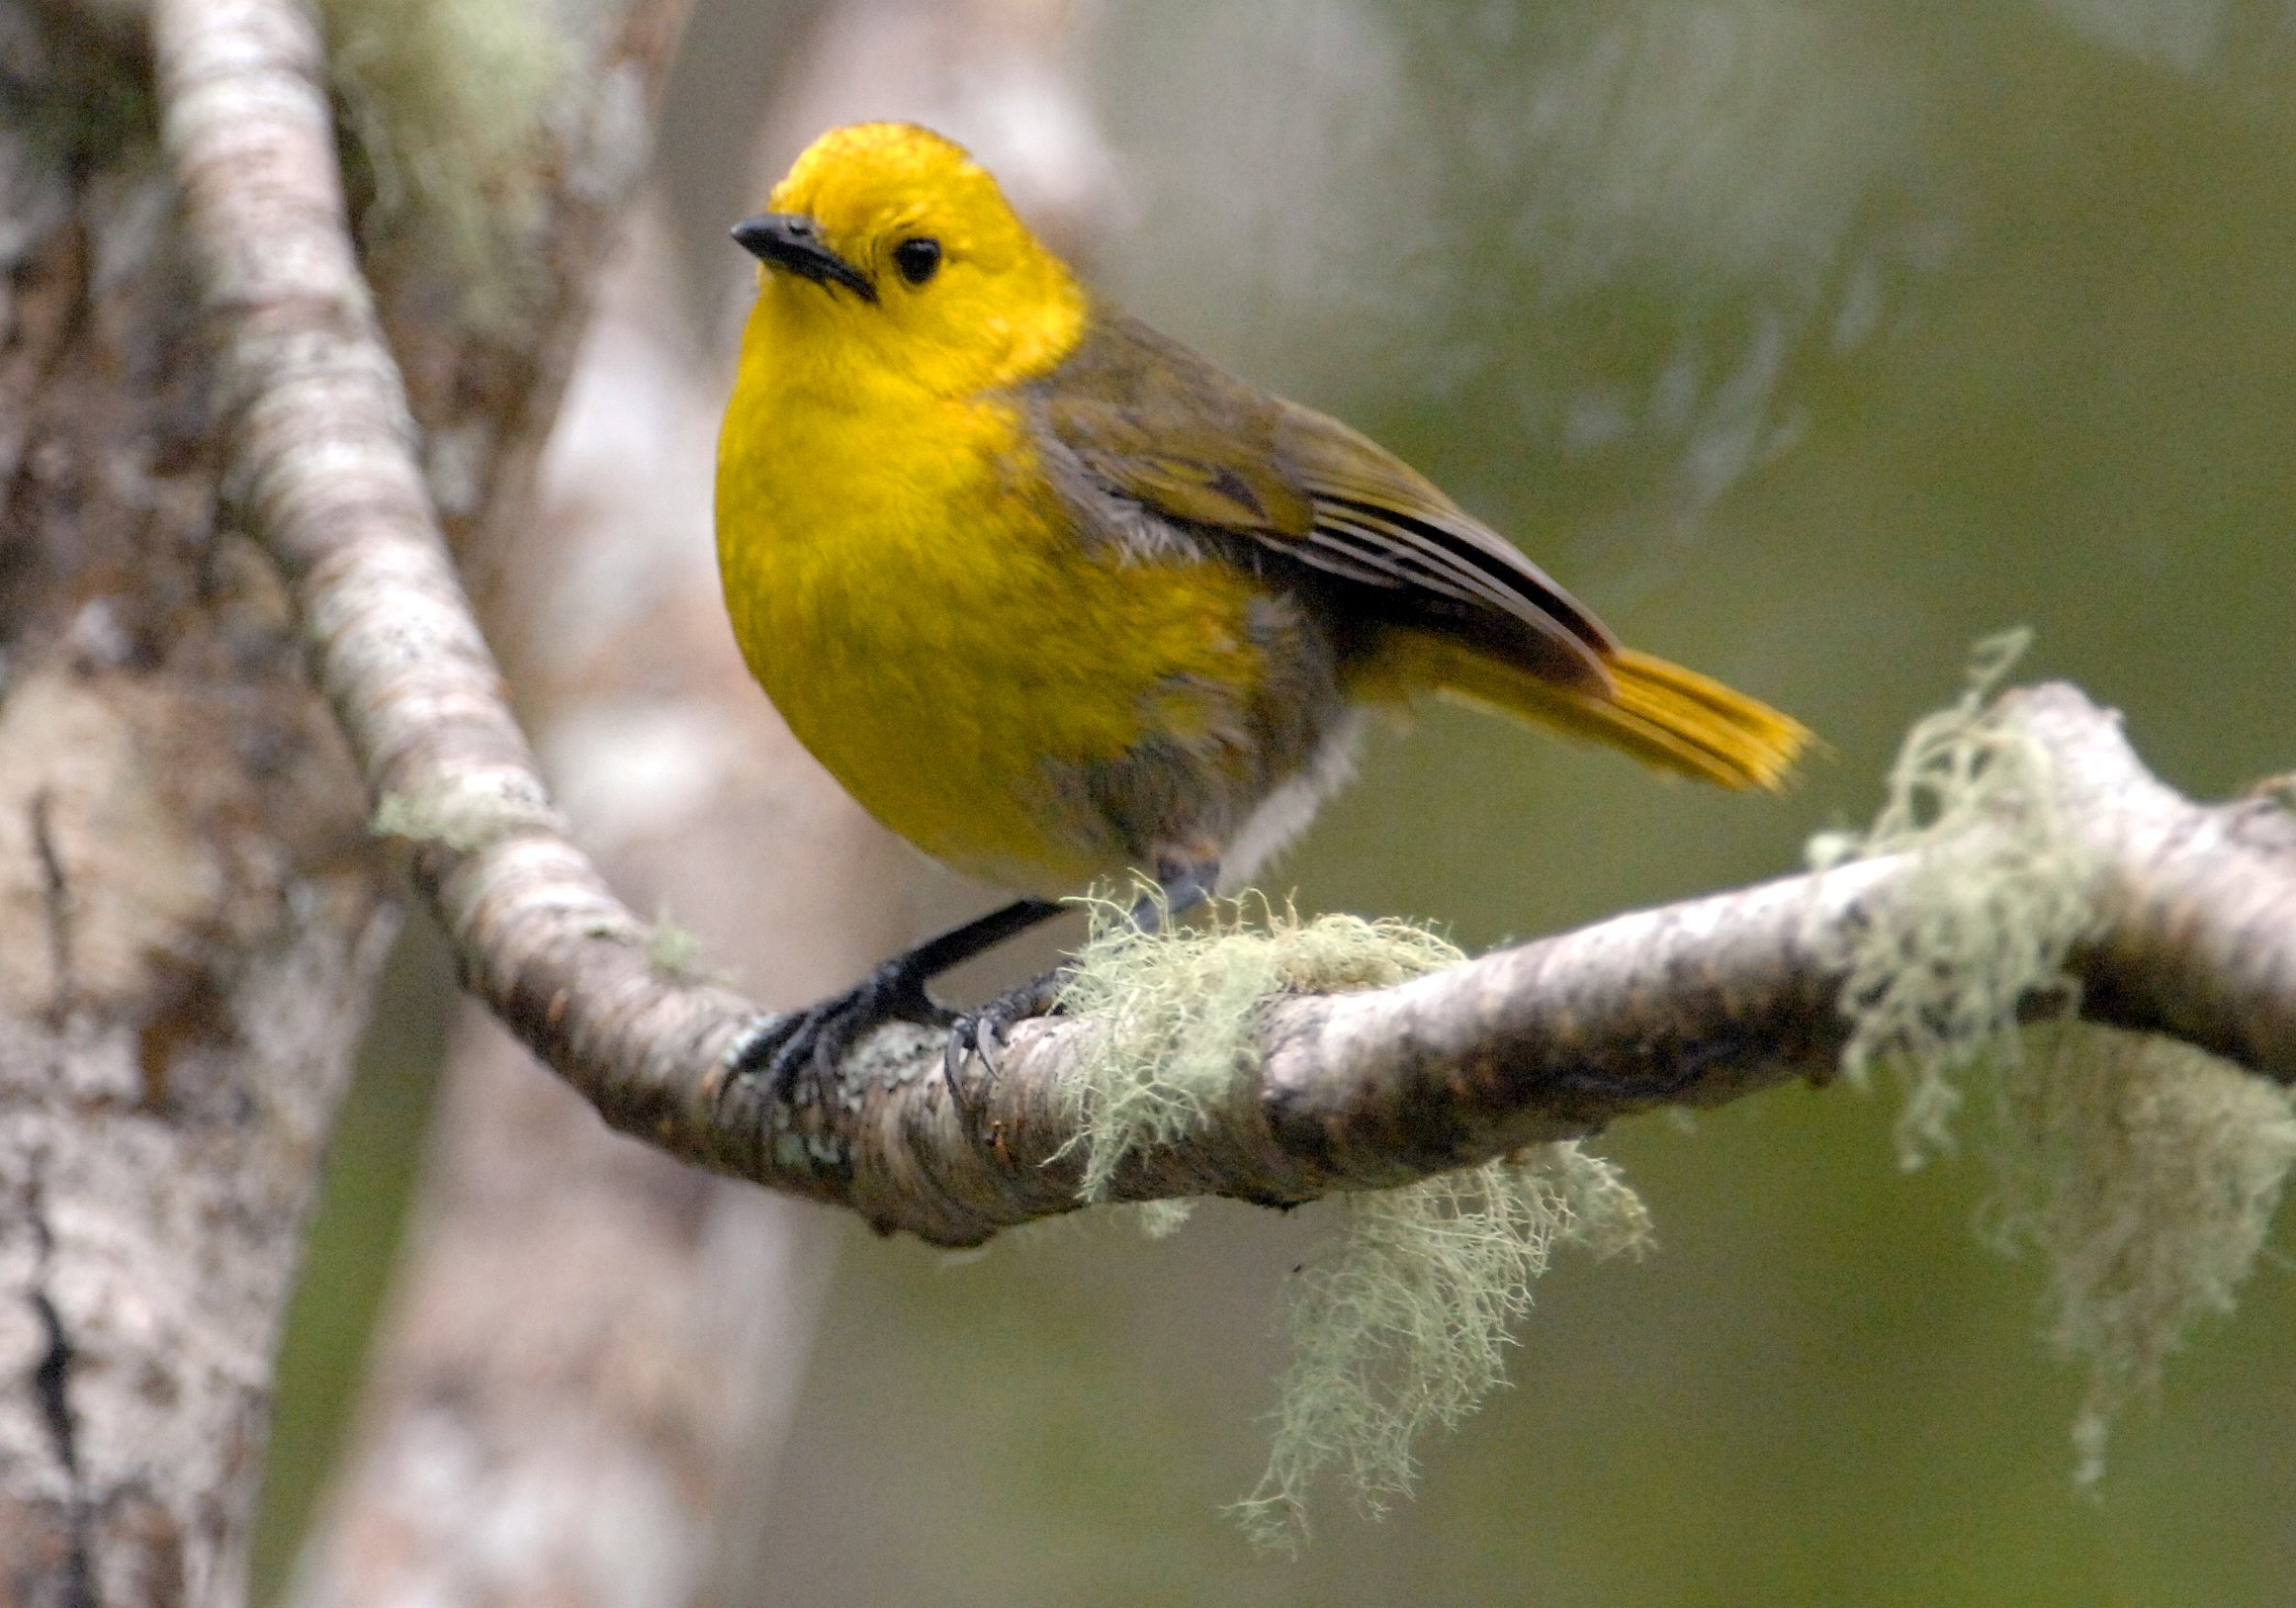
[716,306,1270,891]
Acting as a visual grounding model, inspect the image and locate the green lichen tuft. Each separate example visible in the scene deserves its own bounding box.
[1232,1145,1651,1554]
[645,910,704,980]
[1814,630,2296,1480]
[1051,894,1646,1547]
[1987,1025,2296,1483]
[1808,628,2101,1166]
[372,775,556,852]
[318,0,569,329]
[1055,892,1465,1204]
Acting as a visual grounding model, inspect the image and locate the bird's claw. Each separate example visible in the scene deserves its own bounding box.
[940,1008,1017,1104]
[940,1017,989,1109]
[942,968,1070,1117]
[730,959,950,1113]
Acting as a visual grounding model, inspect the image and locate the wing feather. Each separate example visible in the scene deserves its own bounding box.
[1024,312,1613,691]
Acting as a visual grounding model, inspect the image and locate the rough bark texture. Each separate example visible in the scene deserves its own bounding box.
[0,0,674,1599]
[0,5,388,1601]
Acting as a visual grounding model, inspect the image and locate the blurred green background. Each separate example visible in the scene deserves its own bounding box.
[258,1,2296,1602]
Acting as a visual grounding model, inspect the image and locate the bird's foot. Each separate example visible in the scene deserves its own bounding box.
[943,965,1072,1114]
[731,956,954,1113]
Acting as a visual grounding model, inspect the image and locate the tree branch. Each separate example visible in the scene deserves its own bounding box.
[159,0,2296,1249]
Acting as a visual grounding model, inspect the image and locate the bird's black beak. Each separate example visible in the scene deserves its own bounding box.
[732,214,877,304]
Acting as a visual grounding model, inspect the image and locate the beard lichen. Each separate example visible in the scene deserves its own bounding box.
[1812,629,2295,1480]
[1055,893,1468,1206]
[1987,1025,2296,1484]
[1807,628,2102,1166]
[1053,895,1649,1549]
[1231,1144,1650,1554]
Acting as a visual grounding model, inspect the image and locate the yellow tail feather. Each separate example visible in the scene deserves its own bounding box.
[1375,635,1810,791]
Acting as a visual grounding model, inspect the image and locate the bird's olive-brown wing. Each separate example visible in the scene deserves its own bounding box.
[1025,310,1615,691]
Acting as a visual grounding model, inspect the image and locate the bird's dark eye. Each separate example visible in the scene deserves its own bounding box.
[893,236,942,286]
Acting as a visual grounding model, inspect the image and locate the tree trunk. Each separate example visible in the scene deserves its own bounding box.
[0,0,677,1597]
[0,7,387,1599]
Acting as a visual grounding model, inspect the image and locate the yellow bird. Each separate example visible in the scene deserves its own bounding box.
[718,122,1807,1101]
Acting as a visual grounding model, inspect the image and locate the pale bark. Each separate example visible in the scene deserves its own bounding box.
[0,4,389,1599]
[0,6,381,1598]
[0,0,668,1599]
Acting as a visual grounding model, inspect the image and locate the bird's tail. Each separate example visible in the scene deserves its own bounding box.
[1374,633,1810,791]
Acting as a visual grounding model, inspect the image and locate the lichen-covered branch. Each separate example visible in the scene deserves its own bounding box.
[160,0,2296,1251]
[1252,684,2296,1186]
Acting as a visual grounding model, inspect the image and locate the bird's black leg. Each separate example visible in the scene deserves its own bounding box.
[944,861,1218,1106]
[730,897,1064,1109]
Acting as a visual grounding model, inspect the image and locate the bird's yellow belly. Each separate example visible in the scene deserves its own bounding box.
[718,391,1269,892]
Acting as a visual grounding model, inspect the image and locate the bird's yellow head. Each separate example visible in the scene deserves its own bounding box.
[735,123,1088,400]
